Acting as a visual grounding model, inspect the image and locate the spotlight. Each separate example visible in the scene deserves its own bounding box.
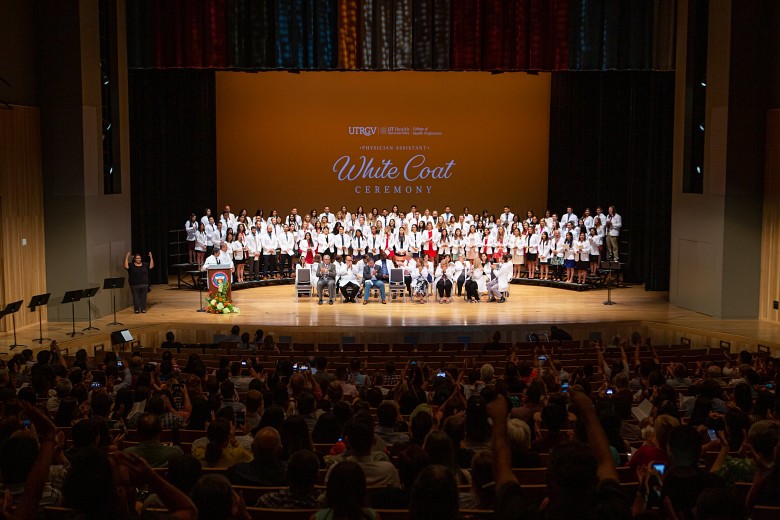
[700,81,706,87]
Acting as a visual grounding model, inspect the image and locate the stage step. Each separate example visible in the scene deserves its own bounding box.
[511,278,595,291]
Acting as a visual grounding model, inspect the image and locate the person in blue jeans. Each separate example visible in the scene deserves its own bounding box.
[362,256,386,304]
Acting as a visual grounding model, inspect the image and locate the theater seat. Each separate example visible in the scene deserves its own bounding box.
[246,507,319,520]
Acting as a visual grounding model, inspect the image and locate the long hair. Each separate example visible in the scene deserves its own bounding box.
[326,461,368,520]
[204,418,230,467]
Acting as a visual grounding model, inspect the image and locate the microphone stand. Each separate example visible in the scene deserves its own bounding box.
[603,259,616,306]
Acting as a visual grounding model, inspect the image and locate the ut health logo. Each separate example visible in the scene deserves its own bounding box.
[348,126,377,136]
[211,272,229,287]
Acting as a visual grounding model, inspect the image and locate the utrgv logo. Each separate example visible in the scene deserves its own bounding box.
[348,126,377,136]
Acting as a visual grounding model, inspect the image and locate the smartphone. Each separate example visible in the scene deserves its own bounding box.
[91,381,103,389]
[299,363,309,371]
[605,387,615,396]
[537,355,547,366]
[292,363,299,371]
[21,419,31,429]
[117,358,123,368]
[652,463,666,475]
[338,437,343,443]
[561,382,569,393]
[766,383,774,389]
[410,360,417,366]
[707,429,717,442]
[436,370,446,378]
[241,359,248,366]
[235,411,246,428]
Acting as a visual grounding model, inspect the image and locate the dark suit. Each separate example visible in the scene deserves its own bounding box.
[362,264,386,301]
[317,262,337,302]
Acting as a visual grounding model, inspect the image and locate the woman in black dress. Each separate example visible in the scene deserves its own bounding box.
[124,252,153,313]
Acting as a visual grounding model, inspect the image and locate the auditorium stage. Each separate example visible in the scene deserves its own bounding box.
[2,280,780,356]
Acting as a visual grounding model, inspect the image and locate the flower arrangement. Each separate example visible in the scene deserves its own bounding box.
[204,282,240,314]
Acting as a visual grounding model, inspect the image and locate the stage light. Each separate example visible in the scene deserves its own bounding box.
[700,81,706,87]
[699,124,704,131]
[696,166,702,174]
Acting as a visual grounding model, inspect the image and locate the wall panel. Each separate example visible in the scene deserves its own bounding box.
[0,105,47,332]
[759,110,780,322]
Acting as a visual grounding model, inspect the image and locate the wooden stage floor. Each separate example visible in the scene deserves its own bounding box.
[2,281,780,355]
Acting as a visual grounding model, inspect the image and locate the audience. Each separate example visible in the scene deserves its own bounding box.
[4,336,778,520]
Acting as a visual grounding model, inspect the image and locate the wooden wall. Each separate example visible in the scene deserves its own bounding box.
[760,110,780,323]
[0,106,47,332]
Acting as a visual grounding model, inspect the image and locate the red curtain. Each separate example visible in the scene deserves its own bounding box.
[153,0,227,68]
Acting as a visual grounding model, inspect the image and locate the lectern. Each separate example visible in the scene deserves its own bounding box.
[206,268,233,298]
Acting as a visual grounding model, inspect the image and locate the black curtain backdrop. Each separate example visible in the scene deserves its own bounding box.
[547,71,674,291]
[128,69,217,284]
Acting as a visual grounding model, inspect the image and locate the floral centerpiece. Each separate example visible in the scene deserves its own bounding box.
[205,282,240,314]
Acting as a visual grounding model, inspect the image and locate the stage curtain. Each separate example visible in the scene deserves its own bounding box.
[128,70,217,284]
[547,71,674,290]
[127,0,673,71]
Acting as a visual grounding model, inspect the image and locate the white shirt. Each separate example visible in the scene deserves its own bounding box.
[246,233,260,256]
[261,232,278,255]
[588,234,603,255]
[538,239,552,261]
[194,231,207,251]
[202,252,233,269]
[561,212,578,228]
[185,220,198,241]
[351,235,366,256]
[500,212,514,228]
[606,213,622,236]
[526,234,540,254]
[211,227,226,250]
[335,233,351,256]
[575,239,590,261]
[338,263,361,287]
[232,240,246,260]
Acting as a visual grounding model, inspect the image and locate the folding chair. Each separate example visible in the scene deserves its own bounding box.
[388,268,406,302]
[295,267,313,302]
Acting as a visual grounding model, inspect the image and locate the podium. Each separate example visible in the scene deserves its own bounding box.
[206,268,233,298]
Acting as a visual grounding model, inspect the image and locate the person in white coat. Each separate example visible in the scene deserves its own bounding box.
[537,231,552,281]
[524,228,541,279]
[245,226,260,280]
[261,225,279,279]
[334,226,351,258]
[279,224,297,278]
[487,255,512,302]
[194,222,207,266]
[464,258,482,302]
[575,231,589,284]
[337,255,361,303]
[509,228,524,278]
[434,256,456,303]
[588,227,603,276]
[351,229,367,261]
[605,205,622,262]
[185,214,199,264]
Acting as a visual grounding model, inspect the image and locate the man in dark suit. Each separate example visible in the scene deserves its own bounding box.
[362,256,386,304]
[316,255,337,305]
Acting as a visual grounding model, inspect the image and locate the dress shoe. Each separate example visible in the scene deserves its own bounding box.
[381,300,387,304]
[363,300,368,305]
[318,300,323,305]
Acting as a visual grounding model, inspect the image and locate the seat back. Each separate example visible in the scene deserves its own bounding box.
[296,267,311,284]
[389,268,404,285]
